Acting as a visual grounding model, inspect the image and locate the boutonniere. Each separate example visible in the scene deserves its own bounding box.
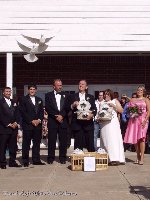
[38,101,42,105]
[63,95,65,98]
[86,97,90,101]
[13,103,17,107]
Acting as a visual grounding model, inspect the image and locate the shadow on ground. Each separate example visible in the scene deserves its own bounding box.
[129,185,150,200]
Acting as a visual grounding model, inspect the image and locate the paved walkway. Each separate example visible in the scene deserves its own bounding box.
[0,148,150,200]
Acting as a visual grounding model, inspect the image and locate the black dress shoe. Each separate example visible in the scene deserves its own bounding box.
[33,162,46,165]
[109,162,118,166]
[23,163,29,167]
[60,160,66,164]
[47,159,54,164]
[47,160,54,164]
[9,163,22,167]
[1,165,6,169]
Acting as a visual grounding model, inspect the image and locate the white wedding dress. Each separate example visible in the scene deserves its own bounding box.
[100,99,125,163]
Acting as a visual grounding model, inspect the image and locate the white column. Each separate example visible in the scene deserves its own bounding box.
[6,53,13,94]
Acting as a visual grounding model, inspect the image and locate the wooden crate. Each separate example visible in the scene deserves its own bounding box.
[71,152,108,171]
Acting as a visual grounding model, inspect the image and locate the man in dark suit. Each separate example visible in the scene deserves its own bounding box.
[45,79,69,164]
[69,80,97,152]
[0,87,21,169]
[19,84,45,167]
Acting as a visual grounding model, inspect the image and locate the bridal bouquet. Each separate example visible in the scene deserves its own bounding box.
[127,103,143,118]
[97,102,113,121]
[75,100,91,120]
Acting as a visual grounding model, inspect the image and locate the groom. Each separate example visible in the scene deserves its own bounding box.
[69,80,97,152]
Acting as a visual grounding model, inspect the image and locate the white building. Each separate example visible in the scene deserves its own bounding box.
[0,0,150,98]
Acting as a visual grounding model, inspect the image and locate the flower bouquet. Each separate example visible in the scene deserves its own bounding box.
[97,102,113,121]
[127,103,143,118]
[75,100,92,120]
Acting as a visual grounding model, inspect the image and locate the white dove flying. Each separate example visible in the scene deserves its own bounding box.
[21,34,53,53]
[22,34,54,45]
[17,41,39,62]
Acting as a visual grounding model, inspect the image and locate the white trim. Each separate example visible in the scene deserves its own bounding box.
[6,53,13,96]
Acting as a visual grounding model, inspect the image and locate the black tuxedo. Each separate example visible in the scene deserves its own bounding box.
[0,98,20,166]
[45,91,69,162]
[19,95,44,164]
[69,92,97,151]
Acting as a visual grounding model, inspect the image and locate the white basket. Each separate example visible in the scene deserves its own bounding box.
[97,112,113,121]
[76,111,92,120]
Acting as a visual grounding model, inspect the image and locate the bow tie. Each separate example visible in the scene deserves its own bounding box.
[56,92,62,95]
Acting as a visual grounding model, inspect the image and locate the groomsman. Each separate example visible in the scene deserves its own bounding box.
[19,84,45,167]
[45,79,69,164]
[0,87,21,169]
[69,80,97,152]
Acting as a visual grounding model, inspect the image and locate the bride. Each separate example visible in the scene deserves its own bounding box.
[99,89,125,165]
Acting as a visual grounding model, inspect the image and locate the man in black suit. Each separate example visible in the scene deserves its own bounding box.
[45,79,69,164]
[0,87,21,169]
[19,84,45,167]
[69,80,97,152]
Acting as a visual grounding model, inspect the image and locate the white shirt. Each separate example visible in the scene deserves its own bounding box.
[4,97,11,107]
[30,96,35,105]
[54,90,61,111]
[95,99,104,120]
[79,92,86,101]
[71,92,86,110]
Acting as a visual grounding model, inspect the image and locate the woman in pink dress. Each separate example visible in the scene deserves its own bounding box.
[124,86,150,165]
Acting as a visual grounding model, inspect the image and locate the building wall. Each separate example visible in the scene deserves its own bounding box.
[12,54,150,97]
[0,0,150,52]
[1,1,150,98]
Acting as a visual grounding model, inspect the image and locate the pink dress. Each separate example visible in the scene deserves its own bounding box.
[124,100,148,144]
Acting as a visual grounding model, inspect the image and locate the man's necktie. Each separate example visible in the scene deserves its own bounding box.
[56,91,62,95]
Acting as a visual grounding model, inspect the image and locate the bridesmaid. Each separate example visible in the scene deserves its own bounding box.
[124,86,150,165]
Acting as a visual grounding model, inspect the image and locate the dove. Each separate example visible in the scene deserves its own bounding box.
[21,34,53,54]
[17,41,39,62]
[17,40,49,62]
[22,34,54,46]
[17,34,54,62]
